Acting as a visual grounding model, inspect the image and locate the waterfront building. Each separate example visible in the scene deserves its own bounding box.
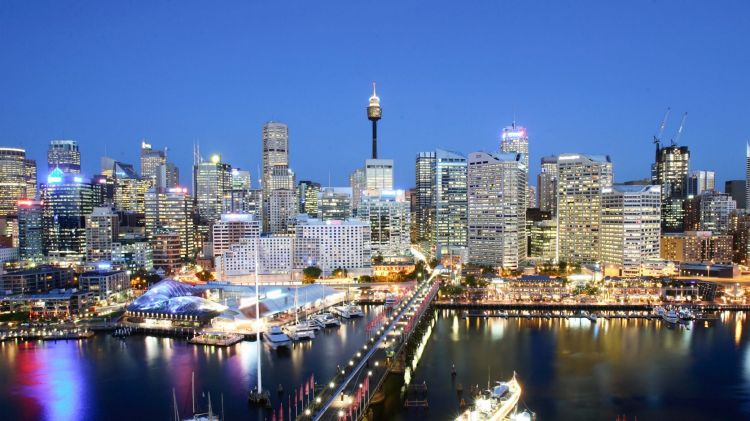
[687,170,715,196]
[1,289,94,317]
[699,191,737,234]
[85,207,119,262]
[193,154,232,224]
[296,217,372,275]
[725,180,746,211]
[652,144,689,232]
[349,168,366,212]
[140,140,166,185]
[0,148,31,216]
[414,149,468,257]
[318,187,352,221]
[78,269,130,300]
[17,199,44,262]
[262,122,290,231]
[144,187,195,259]
[529,219,557,262]
[357,190,410,261]
[24,159,37,199]
[212,213,260,258]
[557,153,613,263]
[0,266,74,294]
[365,159,394,193]
[660,231,733,264]
[467,151,526,269]
[600,185,662,277]
[47,140,80,174]
[537,156,558,216]
[151,230,182,275]
[41,169,95,263]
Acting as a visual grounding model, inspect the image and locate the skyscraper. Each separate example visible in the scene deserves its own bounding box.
[726,180,746,211]
[112,161,148,213]
[367,82,382,159]
[687,170,715,196]
[17,199,44,262]
[699,191,736,234]
[414,149,468,256]
[500,123,529,173]
[349,168,366,212]
[557,153,613,263]
[268,189,297,234]
[0,148,30,216]
[47,140,81,174]
[140,140,166,184]
[24,159,37,199]
[193,154,232,223]
[156,162,180,190]
[41,169,95,262]
[746,142,750,211]
[144,187,195,259]
[467,151,526,269]
[537,156,558,216]
[318,187,352,221]
[357,190,411,261]
[652,144,689,232]
[262,122,290,231]
[600,185,661,277]
[364,159,393,192]
[297,180,321,216]
[85,207,119,262]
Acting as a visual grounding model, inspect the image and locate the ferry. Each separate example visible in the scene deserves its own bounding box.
[312,312,341,328]
[456,373,522,421]
[263,326,292,349]
[332,304,364,319]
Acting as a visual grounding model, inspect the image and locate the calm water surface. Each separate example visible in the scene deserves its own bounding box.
[1,309,749,420]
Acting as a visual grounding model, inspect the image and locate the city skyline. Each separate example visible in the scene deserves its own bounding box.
[2,2,749,188]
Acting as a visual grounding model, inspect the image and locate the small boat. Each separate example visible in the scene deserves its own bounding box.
[652,306,666,319]
[678,307,695,321]
[662,309,679,324]
[587,313,598,322]
[263,326,291,349]
[455,372,522,421]
[497,311,509,318]
[312,313,340,328]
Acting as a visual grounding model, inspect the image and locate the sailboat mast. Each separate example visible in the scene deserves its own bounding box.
[254,234,262,394]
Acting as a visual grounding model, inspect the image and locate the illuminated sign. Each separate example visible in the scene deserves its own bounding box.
[502,130,526,140]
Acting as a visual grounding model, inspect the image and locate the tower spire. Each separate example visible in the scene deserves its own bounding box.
[367,81,383,159]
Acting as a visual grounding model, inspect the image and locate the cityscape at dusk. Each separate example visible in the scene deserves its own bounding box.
[1,2,750,421]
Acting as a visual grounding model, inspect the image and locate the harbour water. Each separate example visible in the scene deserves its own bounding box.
[1,308,749,420]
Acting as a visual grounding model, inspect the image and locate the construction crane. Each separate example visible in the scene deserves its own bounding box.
[670,112,688,146]
[653,108,670,159]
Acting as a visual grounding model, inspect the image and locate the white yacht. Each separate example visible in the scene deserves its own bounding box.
[284,323,316,341]
[263,326,292,349]
[662,309,680,324]
[456,373,522,421]
[332,304,364,319]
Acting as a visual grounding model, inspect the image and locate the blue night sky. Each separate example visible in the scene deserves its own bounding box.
[1,1,749,190]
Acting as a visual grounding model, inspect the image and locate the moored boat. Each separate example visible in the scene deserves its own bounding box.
[263,325,291,349]
[312,312,341,328]
[455,372,523,421]
[662,309,679,324]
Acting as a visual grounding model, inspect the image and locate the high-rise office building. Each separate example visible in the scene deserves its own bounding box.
[600,185,661,277]
[357,190,411,261]
[297,180,321,216]
[262,122,290,231]
[144,187,196,259]
[349,168,366,212]
[726,180,746,211]
[537,156,559,216]
[687,170,715,196]
[652,144,689,232]
[41,169,95,262]
[47,140,81,174]
[0,148,30,216]
[17,199,44,262]
[467,151,526,269]
[193,154,232,224]
[225,168,253,214]
[85,207,119,262]
[140,140,166,184]
[151,230,182,275]
[500,123,529,173]
[156,162,179,191]
[364,159,394,192]
[699,191,736,234]
[318,187,352,221]
[268,189,297,234]
[112,161,148,213]
[557,153,613,263]
[746,142,750,211]
[24,159,37,199]
[414,149,468,256]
